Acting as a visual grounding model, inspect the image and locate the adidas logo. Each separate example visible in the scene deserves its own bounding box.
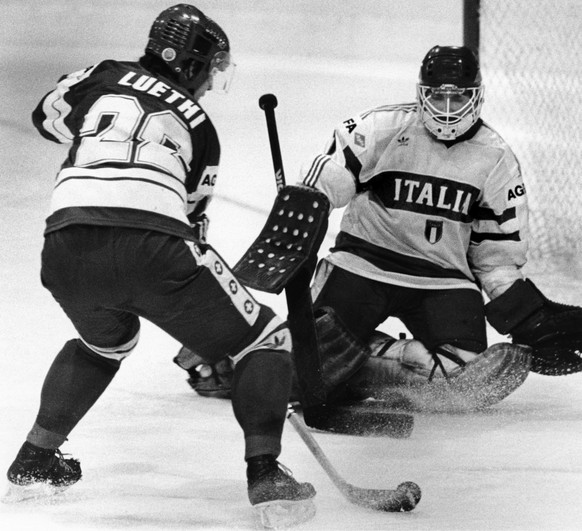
[397,135,410,146]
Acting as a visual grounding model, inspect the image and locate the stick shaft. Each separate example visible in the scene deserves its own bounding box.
[287,406,414,512]
[286,406,349,492]
[261,103,286,190]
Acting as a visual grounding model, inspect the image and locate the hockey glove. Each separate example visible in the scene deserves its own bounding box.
[485,279,582,375]
[174,346,233,398]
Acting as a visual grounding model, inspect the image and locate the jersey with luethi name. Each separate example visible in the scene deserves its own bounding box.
[32,59,219,241]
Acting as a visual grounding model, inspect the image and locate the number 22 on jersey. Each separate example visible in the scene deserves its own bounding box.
[75,94,193,181]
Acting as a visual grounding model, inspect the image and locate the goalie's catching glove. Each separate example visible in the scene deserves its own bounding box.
[485,279,582,375]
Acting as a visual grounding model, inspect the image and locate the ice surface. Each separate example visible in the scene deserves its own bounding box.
[2,2,582,530]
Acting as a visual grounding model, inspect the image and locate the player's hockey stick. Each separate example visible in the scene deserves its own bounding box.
[287,404,421,511]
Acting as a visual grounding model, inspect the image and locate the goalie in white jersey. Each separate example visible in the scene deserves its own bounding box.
[296,45,582,412]
[298,45,534,411]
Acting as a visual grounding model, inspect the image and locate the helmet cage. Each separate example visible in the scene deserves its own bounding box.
[146,4,231,93]
[417,83,484,140]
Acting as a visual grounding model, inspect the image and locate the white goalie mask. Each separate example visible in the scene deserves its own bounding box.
[416,46,484,141]
[417,83,484,140]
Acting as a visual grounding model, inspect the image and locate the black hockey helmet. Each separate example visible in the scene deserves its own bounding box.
[416,45,484,140]
[145,4,233,94]
[419,45,482,88]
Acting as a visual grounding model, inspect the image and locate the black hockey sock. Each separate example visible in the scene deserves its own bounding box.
[30,339,120,446]
[231,350,292,460]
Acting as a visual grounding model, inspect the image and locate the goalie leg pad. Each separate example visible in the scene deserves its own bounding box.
[366,331,479,384]
[233,185,330,294]
[345,342,531,412]
[311,307,371,397]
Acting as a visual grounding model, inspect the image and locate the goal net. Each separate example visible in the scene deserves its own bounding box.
[474,0,582,271]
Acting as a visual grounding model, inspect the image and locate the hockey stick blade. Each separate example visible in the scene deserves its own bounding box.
[302,401,414,438]
[287,406,421,512]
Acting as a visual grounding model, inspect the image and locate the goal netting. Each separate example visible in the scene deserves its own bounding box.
[476,0,582,271]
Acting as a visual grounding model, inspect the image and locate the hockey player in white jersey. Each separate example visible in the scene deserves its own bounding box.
[5,4,316,524]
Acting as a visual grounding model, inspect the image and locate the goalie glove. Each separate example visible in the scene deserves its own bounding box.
[485,279,582,375]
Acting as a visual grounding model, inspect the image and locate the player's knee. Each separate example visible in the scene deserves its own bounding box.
[78,328,140,367]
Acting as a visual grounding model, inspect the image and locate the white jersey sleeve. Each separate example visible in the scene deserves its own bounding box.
[300,105,414,208]
[468,130,528,299]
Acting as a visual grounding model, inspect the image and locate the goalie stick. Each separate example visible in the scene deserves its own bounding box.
[258,92,326,407]
[287,405,421,511]
[257,94,420,511]
[256,93,414,437]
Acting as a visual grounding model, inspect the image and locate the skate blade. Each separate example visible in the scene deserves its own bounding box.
[2,481,69,503]
[253,498,316,529]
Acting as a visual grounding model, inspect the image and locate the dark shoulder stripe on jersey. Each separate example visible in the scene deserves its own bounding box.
[470,230,522,243]
[302,154,330,187]
[54,175,185,201]
[333,231,472,281]
[361,102,417,120]
[343,145,362,181]
[325,137,337,155]
[472,205,517,224]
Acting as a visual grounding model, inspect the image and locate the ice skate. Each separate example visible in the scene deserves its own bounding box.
[247,455,316,528]
[4,441,81,502]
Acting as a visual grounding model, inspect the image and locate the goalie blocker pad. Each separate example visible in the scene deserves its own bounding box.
[233,185,329,294]
[343,343,532,413]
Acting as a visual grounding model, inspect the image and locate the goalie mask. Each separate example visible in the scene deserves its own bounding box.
[417,46,484,140]
[145,4,235,95]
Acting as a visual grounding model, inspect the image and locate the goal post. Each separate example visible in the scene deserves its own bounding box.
[463,0,582,270]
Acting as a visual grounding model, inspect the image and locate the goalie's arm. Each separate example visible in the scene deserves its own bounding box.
[469,145,529,300]
[299,116,370,210]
